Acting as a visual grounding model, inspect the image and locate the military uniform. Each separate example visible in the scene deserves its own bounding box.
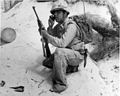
[43,18,85,93]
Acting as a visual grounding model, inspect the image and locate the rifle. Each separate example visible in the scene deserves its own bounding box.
[32,6,51,58]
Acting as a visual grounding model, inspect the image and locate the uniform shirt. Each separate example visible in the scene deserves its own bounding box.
[46,18,84,50]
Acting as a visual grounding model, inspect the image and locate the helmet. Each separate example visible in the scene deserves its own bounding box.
[50,4,69,15]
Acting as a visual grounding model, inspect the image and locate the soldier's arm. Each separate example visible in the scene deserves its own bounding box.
[44,23,77,48]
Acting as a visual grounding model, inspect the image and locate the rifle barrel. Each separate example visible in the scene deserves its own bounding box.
[32,6,51,58]
[32,6,39,20]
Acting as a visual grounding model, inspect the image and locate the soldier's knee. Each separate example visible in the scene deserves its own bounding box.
[54,48,64,56]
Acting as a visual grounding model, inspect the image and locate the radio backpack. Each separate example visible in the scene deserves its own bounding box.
[69,15,93,44]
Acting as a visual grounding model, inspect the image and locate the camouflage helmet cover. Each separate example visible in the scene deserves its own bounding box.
[50,4,69,15]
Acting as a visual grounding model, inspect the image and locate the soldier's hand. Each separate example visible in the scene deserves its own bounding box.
[48,17,55,28]
[41,29,48,38]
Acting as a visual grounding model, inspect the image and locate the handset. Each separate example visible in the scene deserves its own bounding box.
[49,15,55,21]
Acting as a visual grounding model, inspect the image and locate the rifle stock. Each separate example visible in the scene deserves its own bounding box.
[32,6,51,58]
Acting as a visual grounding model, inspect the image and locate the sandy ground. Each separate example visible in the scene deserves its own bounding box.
[0,0,119,96]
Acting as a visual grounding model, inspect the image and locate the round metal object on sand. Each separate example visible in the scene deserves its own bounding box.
[1,27,16,43]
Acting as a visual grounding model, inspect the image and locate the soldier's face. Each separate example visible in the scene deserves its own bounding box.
[54,10,66,23]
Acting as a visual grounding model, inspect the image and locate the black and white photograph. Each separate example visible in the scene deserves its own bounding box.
[0,0,119,96]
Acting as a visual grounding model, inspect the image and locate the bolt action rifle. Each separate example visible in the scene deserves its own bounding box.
[32,6,51,58]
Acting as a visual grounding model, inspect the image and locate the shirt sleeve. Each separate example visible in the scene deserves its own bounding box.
[46,23,77,48]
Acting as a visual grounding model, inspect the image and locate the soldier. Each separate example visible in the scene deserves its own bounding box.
[41,4,85,93]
